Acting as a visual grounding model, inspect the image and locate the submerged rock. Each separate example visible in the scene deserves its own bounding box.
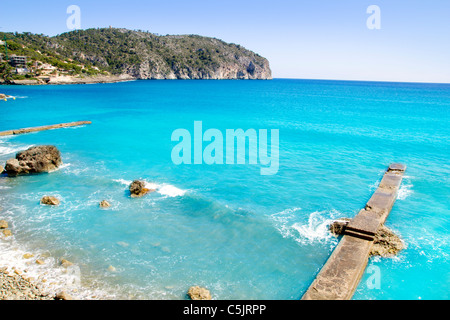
[0,220,8,229]
[23,253,34,259]
[40,196,60,206]
[187,286,212,300]
[2,229,12,237]
[55,291,73,300]
[107,265,117,273]
[5,145,62,177]
[99,200,111,208]
[60,259,73,268]
[129,180,155,198]
[329,218,351,236]
[329,218,404,257]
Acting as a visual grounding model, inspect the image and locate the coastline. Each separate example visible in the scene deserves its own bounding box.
[0,206,116,300]
[0,216,116,300]
[0,74,136,86]
[0,75,273,87]
[0,267,53,300]
[0,143,115,300]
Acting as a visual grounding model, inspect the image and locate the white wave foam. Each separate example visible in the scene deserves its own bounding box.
[114,179,187,198]
[113,179,133,186]
[0,236,113,300]
[368,179,381,191]
[158,184,186,197]
[0,144,35,157]
[397,183,413,200]
[47,162,72,173]
[291,211,335,244]
[271,208,341,245]
[58,163,71,170]
[56,163,89,176]
[4,95,27,99]
[144,181,159,190]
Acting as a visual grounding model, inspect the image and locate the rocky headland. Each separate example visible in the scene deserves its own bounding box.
[1,28,272,85]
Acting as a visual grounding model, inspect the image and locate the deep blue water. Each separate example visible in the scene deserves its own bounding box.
[0,79,449,299]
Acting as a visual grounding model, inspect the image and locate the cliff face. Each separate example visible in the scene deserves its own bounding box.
[124,55,271,80]
[55,29,272,80]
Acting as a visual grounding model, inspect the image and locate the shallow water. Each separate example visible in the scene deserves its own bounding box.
[0,79,449,299]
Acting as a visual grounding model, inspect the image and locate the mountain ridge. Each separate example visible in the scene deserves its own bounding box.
[0,28,272,83]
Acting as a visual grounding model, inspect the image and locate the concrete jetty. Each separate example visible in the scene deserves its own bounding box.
[0,121,92,136]
[302,163,406,300]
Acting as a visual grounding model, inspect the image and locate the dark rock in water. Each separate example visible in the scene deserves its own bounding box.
[329,218,351,236]
[129,180,154,198]
[99,200,111,208]
[5,145,62,177]
[40,196,60,206]
[55,291,73,300]
[60,259,73,268]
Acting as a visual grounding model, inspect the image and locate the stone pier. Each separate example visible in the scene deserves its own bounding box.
[0,121,92,136]
[302,163,406,300]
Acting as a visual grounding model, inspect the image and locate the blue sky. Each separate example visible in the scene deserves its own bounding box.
[1,0,449,83]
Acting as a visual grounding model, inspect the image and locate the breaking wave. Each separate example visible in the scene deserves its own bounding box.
[113,179,187,198]
[271,208,343,245]
[397,183,413,200]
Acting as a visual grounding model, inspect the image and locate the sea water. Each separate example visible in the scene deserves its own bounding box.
[0,79,449,299]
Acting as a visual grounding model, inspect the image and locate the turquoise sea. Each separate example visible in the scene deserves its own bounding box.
[0,79,449,299]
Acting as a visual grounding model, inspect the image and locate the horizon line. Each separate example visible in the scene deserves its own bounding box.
[273,77,450,85]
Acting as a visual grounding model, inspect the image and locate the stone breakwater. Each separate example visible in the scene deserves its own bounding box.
[329,218,404,257]
[302,163,407,300]
[0,121,92,137]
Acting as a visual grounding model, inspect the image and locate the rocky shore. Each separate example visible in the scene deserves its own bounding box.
[0,145,97,300]
[2,74,136,86]
[0,218,79,300]
[1,144,207,300]
[0,267,53,300]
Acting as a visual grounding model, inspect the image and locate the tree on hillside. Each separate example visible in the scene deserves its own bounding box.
[0,61,13,82]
